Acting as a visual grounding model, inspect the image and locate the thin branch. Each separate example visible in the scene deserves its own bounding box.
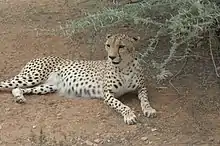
[163,106,182,119]
[128,0,144,4]
[209,35,220,78]
[169,57,188,96]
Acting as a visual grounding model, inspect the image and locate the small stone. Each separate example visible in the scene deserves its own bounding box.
[85,140,95,146]
[48,101,56,105]
[208,136,214,141]
[149,141,153,144]
[57,113,62,119]
[141,137,148,141]
[107,139,111,143]
[151,128,157,132]
[32,125,37,129]
[57,113,62,116]
[121,138,126,141]
[94,139,102,144]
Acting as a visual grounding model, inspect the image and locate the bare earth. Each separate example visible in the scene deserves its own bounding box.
[0,0,220,146]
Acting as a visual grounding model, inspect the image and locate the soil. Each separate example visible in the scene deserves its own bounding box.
[0,0,220,146]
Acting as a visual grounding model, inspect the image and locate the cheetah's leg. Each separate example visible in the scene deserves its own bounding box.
[138,87,156,117]
[12,84,57,104]
[103,90,137,125]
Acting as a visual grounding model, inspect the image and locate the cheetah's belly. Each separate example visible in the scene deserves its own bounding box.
[57,75,104,99]
[55,61,105,99]
[58,83,104,99]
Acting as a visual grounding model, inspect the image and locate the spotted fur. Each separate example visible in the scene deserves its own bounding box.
[0,34,156,125]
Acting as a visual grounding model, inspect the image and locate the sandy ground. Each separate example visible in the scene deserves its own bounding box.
[0,0,220,146]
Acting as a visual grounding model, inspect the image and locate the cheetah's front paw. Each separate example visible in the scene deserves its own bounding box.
[12,88,26,104]
[123,110,137,125]
[15,97,26,104]
[143,107,156,118]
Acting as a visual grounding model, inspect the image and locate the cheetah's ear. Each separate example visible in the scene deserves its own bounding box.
[132,36,140,42]
[106,34,112,39]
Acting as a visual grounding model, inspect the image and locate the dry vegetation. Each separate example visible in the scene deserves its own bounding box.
[0,0,220,146]
[62,0,220,82]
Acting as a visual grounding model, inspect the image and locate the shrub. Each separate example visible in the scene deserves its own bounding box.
[61,0,220,82]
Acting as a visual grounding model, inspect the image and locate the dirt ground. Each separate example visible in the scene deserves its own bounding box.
[0,0,220,146]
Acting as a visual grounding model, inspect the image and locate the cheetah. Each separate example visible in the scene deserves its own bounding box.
[0,33,156,125]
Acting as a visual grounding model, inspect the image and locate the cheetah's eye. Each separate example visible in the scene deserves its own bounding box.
[119,45,125,49]
[106,44,110,47]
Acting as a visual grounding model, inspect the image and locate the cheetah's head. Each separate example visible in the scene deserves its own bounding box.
[105,33,140,65]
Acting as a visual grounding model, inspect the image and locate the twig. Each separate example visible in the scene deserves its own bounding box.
[169,57,188,96]
[209,36,220,78]
[129,0,144,4]
[156,86,168,89]
[163,106,182,119]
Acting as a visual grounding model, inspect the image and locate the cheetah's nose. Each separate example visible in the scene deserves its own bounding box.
[109,56,116,60]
